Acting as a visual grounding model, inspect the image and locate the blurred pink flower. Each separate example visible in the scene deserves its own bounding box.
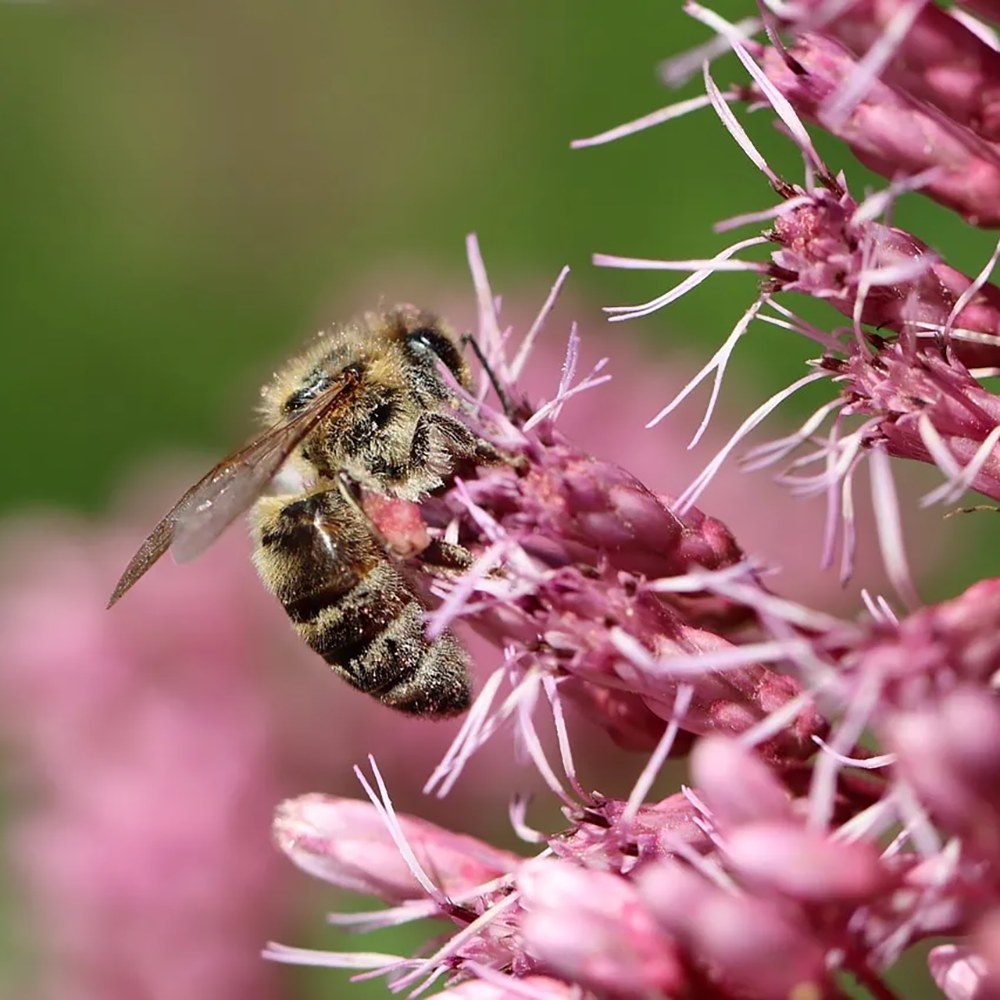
[0,518,290,1000]
[516,857,684,998]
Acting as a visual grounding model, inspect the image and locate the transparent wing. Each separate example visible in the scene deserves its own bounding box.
[108,374,353,607]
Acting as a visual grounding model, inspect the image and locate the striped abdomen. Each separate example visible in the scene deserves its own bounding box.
[250,489,470,717]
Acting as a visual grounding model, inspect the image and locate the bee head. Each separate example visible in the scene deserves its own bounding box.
[390,307,470,391]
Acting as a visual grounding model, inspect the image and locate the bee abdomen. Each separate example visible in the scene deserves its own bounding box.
[292,564,471,717]
[282,582,357,624]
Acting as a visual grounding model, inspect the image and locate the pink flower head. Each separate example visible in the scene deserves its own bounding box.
[399,241,827,782]
[264,245,983,998]
[583,3,1000,600]
[253,0,1000,991]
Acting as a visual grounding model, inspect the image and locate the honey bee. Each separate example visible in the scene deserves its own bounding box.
[109,305,500,717]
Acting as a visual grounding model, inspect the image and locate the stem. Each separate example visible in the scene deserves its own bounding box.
[850,965,903,1000]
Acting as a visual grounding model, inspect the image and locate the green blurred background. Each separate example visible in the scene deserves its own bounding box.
[3,0,999,995]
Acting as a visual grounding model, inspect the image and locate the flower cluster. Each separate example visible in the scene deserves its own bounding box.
[267,2,1000,994]
[8,1,1000,997]
[263,243,997,998]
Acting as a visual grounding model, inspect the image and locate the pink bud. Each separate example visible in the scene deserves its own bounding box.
[639,859,826,995]
[761,33,1000,226]
[690,892,827,996]
[858,580,1000,705]
[517,857,684,998]
[812,0,1000,142]
[726,821,888,903]
[637,859,720,942]
[438,976,577,999]
[691,736,794,828]
[831,343,1000,503]
[928,944,992,1000]
[767,183,1000,370]
[274,795,518,902]
[560,681,674,752]
[886,689,1000,855]
[976,908,1000,975]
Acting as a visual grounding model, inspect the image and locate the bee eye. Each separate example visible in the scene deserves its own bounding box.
[407,328,464,379]
[283,367,332,414]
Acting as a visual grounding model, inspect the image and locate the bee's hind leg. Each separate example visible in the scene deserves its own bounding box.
[336,470,474,575]
[418,537,473,573]
[335,470,431,562]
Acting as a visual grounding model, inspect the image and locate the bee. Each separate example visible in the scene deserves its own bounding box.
[109,305,500,717]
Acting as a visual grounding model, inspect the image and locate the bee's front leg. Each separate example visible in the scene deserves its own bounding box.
[410,410,505,477]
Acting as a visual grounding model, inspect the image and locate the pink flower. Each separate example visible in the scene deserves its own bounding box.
[7,276,821,999]
[0,520,291,1000]
[18,2,1000,994]
[586,4,1000,596]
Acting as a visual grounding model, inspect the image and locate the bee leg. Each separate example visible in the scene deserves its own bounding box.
[335,470,397,554]
[411,410,505,473]
[460,333,516,417]
[418,537,474,572]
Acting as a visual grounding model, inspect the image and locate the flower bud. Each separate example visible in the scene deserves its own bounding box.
[812,0,1000,142]
[886,688,1000,856]
[639,859,827,996]
[928,944,992,1000]
[691,736,794,828]
[517,857,684,998]
[726,821,888,903]
[761,33,1000,226]
[438,976,576,999]
[274,795,518,902]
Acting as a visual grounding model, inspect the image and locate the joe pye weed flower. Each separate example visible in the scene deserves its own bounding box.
[266,3,1000,998]
[7,2,1000,998]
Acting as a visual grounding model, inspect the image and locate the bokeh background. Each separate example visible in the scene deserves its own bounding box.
[3,1,1000,997]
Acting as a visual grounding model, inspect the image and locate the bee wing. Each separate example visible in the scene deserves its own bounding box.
[108,374,354,607]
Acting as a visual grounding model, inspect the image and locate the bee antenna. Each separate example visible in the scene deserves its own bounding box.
[460,333,515,418]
